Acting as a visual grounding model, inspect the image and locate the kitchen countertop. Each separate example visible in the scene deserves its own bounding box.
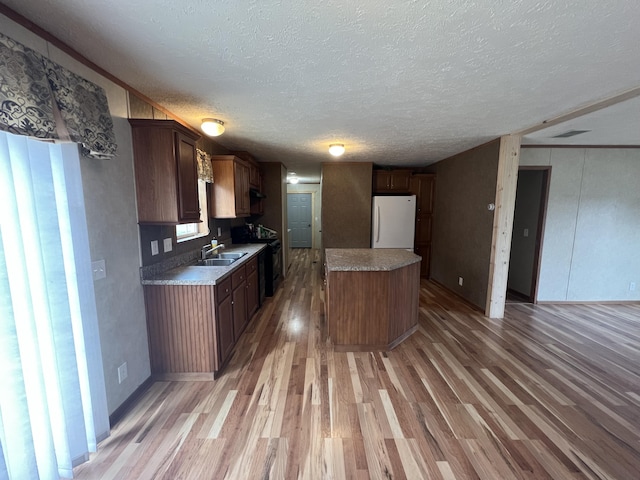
[141,243,267,285]
[325,248,421,272]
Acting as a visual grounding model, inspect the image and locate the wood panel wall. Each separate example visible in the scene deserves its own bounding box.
[144,285,218,376]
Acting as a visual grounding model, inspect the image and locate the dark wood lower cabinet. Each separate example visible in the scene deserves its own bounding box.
[246,269,259,319]
[231,265,248,340]
[217,294,234,366]
[232,282,247,340]
[143,254,261,379]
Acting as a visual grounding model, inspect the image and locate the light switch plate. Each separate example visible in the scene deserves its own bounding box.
[151,240,159,256]
[217,227,222,237]
[523,228,529,237]
[92,259,106,280]
[163,237,173,252]
[118,362,128,384]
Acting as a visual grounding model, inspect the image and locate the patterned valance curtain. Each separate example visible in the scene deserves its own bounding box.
[0,33,56,138]
[0,32,117,159]
[44,59,117,159]
[196,148,214,183]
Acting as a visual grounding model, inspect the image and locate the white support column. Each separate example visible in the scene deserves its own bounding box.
[485,135,521,318]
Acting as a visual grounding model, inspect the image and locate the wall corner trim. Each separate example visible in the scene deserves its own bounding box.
[486,135,521,318]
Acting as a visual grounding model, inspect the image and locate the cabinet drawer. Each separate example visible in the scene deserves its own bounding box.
[232,265,246,289]
[217,276,232,301]
[246,256,258,275]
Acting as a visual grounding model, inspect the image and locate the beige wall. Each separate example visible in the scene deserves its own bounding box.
[430,140,501,309]
[321,163,373,252]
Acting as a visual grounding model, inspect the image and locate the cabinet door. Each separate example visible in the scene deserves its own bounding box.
[415,215,432,243]
[246,269,259,319]
[217,294,234,366]
[175,132,200,222]
[373,171,391,192]
[411,174,435,214]
[234,161,250,216]
[389,171,411,192]
[232,283,247,341]
[249,162,261,190]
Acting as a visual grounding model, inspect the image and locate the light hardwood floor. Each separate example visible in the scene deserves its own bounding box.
[76,249,640,479]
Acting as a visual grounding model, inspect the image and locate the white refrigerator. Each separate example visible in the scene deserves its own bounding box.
[371,195,416,249]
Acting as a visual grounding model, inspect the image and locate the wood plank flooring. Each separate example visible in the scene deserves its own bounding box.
[75,249,640,479]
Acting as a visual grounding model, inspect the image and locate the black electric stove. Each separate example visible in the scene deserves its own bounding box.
[231,227,282,297]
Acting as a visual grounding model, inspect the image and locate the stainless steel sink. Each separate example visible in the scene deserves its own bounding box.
[213,252,247,259]
[196,258,236,267]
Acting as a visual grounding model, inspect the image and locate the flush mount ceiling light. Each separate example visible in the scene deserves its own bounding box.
[288,174,300,184]
[201,118,225,137]
[328,144,345,157]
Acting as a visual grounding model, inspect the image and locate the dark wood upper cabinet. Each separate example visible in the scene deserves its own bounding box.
[232,151,264,216]
[129,119,200,224]
[210,155,251,218]
[412,174,435,214]
[373,169,411,193]
[176,132,200,221]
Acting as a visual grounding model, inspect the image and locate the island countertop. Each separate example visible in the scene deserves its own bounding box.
[325,248,421,272]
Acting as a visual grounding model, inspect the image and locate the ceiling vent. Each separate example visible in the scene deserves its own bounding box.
[552,129,591,138]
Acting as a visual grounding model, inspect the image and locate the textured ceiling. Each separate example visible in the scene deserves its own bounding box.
[3,1,640,182]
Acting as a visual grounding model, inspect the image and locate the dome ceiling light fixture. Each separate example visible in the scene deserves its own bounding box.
[288,172,300,184]
[328,144,345,157]
[201,118,225,137]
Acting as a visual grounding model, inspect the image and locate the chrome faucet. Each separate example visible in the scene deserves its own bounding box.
[201,243,225,260]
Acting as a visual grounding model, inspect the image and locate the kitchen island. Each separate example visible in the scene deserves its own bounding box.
[325,248,421,351]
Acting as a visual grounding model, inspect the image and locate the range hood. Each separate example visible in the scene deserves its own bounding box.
[250,188,266,199]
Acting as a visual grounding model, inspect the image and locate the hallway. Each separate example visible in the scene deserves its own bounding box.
[76,249,640,479]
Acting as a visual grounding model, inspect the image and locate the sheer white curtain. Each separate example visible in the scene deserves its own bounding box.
[0,131,108,479]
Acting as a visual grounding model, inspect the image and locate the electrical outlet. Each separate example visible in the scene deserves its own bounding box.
[217,227,222,237]
[118,362,128,384]
[91,259,106,280]
[163,237,172,252]
[458,276,463,286]
[151,240,159,256]
[630,282,637,291]
[523,228,529,237]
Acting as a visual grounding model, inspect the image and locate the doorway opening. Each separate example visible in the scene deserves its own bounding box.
[287,193,313,248]
[507,167,551,303]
